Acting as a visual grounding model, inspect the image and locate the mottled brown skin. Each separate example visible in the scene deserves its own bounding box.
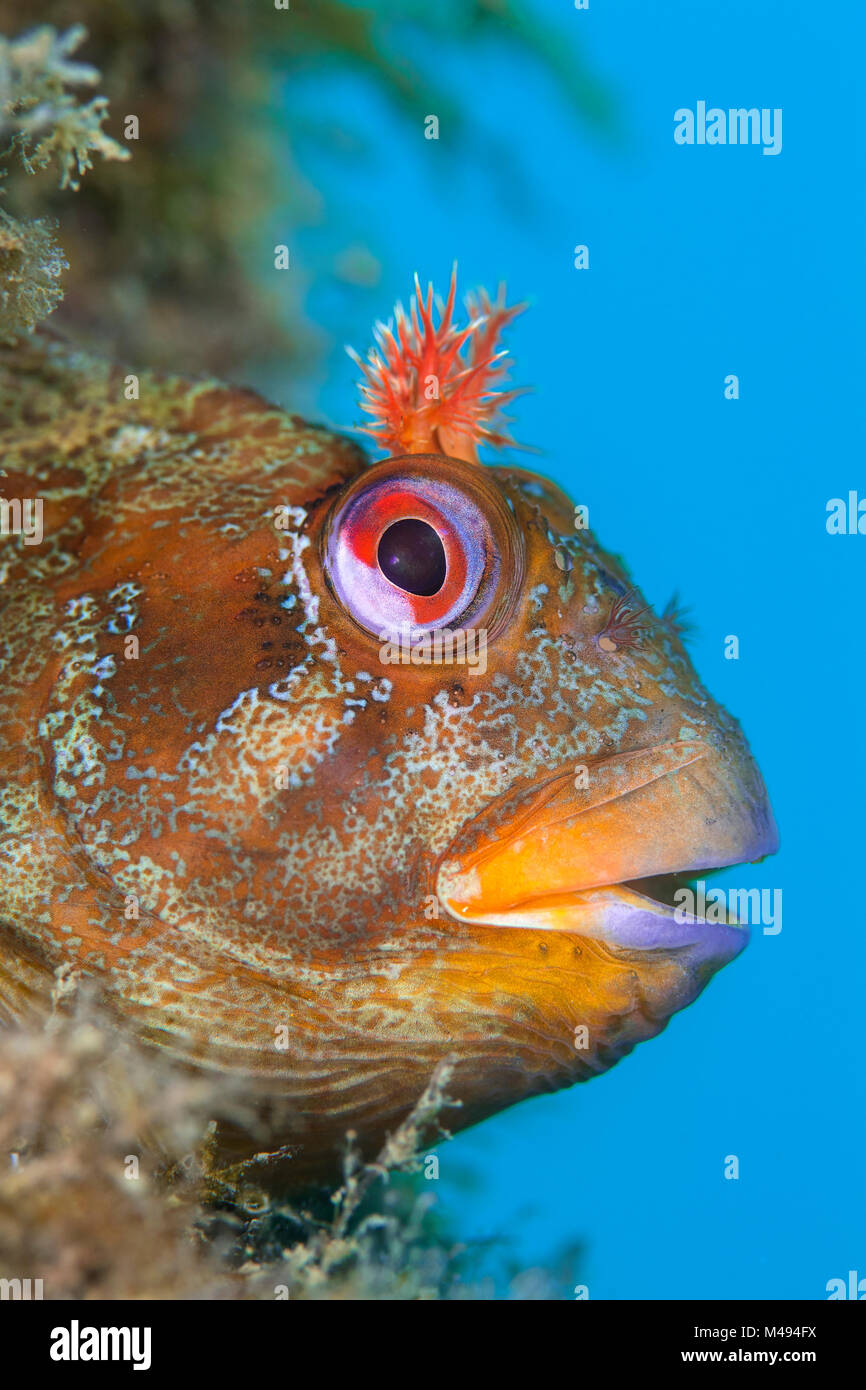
[0,332,775,1190]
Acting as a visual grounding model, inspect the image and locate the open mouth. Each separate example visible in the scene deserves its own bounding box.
[437,874,749,971]
[435,740,778,972]
[623,870,744,925]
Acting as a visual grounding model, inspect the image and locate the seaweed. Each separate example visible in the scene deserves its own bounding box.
[0,988,513,1299]
[0,204,66,336]
[0,24,128,189]
[0,24,128,339]
[0,2,616,376]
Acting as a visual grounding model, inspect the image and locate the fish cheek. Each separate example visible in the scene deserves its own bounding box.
[41,535,347,913]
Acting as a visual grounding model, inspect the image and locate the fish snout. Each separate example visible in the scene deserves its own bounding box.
[435,734,778,1011]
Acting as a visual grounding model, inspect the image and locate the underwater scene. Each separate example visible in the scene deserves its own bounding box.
[0,0,863,1333]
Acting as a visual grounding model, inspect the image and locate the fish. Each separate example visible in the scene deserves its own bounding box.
[0,276,778,1191]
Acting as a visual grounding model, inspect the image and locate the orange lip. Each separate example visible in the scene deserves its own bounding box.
[436,738,779,952]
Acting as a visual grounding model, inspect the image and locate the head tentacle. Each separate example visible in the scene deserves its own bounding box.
[347,264,528,465]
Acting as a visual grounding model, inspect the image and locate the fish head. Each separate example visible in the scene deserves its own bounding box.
[293,442,778,1130]
[0,284,778,1188]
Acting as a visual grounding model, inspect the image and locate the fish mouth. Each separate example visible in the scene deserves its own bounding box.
[436,738,778,990]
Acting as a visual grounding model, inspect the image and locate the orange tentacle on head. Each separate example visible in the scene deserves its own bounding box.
[347,265,528,464]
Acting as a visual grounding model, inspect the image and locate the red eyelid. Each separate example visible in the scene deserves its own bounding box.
[346,487,469,625]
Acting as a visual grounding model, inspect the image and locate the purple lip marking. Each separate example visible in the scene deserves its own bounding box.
[594,897,749,968]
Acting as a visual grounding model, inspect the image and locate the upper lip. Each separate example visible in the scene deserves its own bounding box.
[435,738,779,967]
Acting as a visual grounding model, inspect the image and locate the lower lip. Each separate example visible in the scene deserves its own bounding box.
[593,893,749,966]
[441,884,749,971]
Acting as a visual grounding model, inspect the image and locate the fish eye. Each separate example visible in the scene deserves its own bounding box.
[321,453,524,642]
[377,518,447,597]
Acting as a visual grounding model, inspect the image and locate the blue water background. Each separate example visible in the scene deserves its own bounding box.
[265,0,865,1298]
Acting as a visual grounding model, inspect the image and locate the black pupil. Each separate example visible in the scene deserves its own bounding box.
[377,519,446,597]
